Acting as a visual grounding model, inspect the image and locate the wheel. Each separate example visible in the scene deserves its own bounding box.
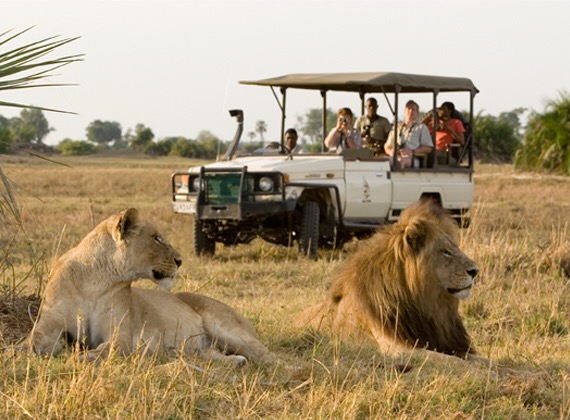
[193,216,215,256]
[298,201,319,259]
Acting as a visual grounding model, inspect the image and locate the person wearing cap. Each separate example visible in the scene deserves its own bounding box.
[424,101,465,164]
[433,102,465,150]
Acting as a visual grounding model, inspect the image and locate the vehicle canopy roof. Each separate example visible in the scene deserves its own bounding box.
[237,72,477,168]
[240,72,479,94]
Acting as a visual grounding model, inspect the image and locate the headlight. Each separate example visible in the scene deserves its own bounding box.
[258,176,274,192]
[192,177,200,191]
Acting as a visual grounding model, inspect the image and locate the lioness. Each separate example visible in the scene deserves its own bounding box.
[30,208,275,365]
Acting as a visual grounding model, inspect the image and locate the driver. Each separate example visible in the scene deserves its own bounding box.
[284,128,307,154]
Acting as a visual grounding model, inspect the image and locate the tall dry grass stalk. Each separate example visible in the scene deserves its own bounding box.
[1,155,569,418]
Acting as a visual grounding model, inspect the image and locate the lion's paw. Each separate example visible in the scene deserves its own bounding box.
[227,355,248,366]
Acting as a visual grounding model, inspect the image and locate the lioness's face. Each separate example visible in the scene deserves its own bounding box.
[123,221,182,289]
[432,236,479,300]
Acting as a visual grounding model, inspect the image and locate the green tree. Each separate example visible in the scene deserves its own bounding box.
[8,116,34,143]
[86,120,122,146]
[0,115,9,130]
[196,130,220,158]
[20,108,53,143]
[473,109,524,162]
[169,137,196,158]
[129,124,154,152]
[0,128,12,153]
[297,108,337,145]
[0,115,13,153]
[514,91,570,174]
[144,138,174,156]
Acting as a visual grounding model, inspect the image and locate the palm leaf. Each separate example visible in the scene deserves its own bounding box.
[0,26,84,113]
[0,166,20,223]
[0,27,83,223]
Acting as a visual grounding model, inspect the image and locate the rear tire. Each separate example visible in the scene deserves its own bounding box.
[299,201,319,260]
[193,216,215,256]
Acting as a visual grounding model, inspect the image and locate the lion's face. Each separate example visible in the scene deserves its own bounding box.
[401,202,479,301]
[430,234,479,300]
[115,209,182,289]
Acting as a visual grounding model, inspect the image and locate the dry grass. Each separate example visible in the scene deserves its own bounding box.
[1,154,570,418]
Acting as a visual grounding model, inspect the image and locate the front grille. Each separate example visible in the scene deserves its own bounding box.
[204,173,242,205]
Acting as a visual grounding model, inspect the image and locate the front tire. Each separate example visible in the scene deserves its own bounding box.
[299,201,319,259]
[193,216,215,256]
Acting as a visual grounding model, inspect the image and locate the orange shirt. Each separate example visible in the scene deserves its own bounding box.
[434,118,465,150]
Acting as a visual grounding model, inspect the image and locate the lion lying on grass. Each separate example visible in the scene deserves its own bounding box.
[29,208,275,365]
[295,200,484,362]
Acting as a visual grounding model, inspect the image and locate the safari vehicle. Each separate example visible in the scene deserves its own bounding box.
[171,72,478,259]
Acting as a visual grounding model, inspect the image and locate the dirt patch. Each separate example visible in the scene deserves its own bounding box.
[0,294,40,345]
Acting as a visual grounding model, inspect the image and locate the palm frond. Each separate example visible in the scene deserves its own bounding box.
[0,27,83,224]
[0,26,84,114]
[0,166,20,223]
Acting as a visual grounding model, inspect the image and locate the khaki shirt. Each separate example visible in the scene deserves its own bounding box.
[354,114,392,146]
[385,120,433,151]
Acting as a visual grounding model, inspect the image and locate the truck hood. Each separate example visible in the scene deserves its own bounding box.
[188,155,345,182]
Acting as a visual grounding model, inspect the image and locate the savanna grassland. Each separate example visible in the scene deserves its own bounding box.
[1,154,569,418]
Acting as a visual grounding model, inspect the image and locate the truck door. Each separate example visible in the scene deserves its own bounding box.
[343,160,391,222]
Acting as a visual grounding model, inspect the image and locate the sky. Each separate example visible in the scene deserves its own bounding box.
[4,0,570,145]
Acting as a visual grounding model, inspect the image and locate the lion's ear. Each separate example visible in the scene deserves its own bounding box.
[404,220,427,253]
[114,208,139,241]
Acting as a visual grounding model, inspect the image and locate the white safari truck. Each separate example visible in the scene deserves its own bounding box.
[171,72,478,258]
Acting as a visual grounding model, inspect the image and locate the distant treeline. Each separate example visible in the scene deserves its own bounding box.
[2,92,570,174]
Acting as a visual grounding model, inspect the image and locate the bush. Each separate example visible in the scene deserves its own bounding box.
[144,139,173,156]
[56,139,97,156]
[515,91,570,174]
[473,112,522,163]
[0,128,14,154]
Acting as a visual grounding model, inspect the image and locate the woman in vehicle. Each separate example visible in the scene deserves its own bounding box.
[324,107,362,151]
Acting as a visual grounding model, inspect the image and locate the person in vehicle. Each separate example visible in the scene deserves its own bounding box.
[354,97,391,154]
[284,128,307,154]
[384,100,433,168]
[424,101,465,164]
[324,107,362,151]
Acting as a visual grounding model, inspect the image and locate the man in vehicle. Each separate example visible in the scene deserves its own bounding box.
[354,97,392,154]
[284,128,307,154]
[385,100,433,168]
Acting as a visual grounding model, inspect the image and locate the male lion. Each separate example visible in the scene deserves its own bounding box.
[295,200,482,361]
[30,208,275,365]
